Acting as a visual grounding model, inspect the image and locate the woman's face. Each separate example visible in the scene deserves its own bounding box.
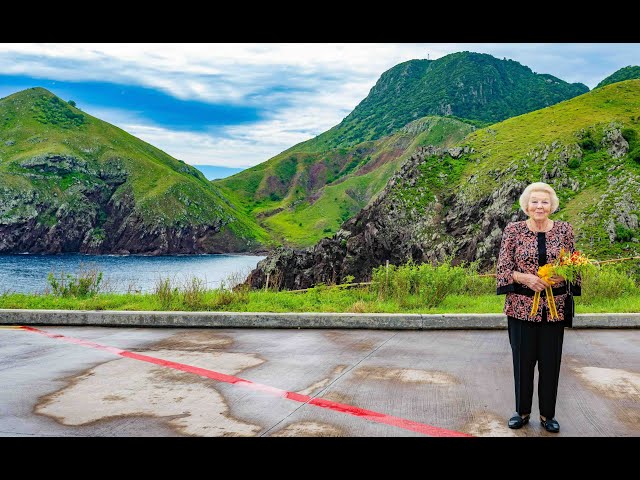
[527,191,552,221]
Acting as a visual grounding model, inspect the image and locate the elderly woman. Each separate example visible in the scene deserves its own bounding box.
[496,182,581,434]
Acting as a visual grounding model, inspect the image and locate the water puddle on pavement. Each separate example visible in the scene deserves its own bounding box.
[35,341,265,436]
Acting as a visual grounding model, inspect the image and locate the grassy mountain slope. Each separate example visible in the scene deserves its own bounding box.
[217,51,590,248]
[217,116,474,246]
[596,66,640,89]
[246,80,640,290]
[451,79,640,260]
[0,87,270,253]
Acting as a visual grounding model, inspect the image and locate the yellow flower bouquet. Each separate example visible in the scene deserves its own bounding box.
[531,249,597,320]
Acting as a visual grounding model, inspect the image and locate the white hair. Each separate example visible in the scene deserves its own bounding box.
[519,182,559,215]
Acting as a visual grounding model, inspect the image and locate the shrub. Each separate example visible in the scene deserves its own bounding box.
[154,277,178,309]
[567,158,581,169]
[34,96,84,128]
[580,138,597,152]
[182,276,206,309]
[614,224,634,242]
[629,146,640,164]
[370,258,467,308]
[349,300,368,313]
[208,280,249,309]
[456,260,496,295]
[47,264,103,297]
[208,288,236,308]
[621,128,637,146]
[581,264,638,304]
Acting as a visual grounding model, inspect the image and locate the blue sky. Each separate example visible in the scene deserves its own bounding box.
[0,43,638,179]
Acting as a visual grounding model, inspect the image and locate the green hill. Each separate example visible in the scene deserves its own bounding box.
[246,80,640,289]
[217,51,589,248]
[0,87,270,254]
[596,66,640,89]
[305,51,589,151]
[455,78,640,260]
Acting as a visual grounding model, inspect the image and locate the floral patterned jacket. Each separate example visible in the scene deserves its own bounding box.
[496,220,581,323]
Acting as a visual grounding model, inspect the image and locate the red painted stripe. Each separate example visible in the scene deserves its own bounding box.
[19,326,472,437]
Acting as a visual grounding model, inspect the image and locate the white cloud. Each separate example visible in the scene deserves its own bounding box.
[0,43,424,104]
[2,43,637,98]
[125,123,282,168]
[82,105,262,167]
[1,43,638,168]
[89,91,356,168]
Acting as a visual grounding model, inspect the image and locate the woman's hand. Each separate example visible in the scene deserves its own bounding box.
[519,273,551,292]
[549,274,565,285]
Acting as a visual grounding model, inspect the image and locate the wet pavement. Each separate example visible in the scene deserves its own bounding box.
[1,326,638,437]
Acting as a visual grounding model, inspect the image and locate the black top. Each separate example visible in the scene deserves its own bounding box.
[538,232,547,267]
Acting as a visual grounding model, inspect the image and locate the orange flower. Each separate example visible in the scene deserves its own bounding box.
[553,249,595,284]
[531,249,596,320]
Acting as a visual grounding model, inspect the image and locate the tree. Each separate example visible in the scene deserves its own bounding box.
[68,100,77,108]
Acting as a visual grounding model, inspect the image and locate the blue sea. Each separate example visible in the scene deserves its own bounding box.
[0,253,265,294]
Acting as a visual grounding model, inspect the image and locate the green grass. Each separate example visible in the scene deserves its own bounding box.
[263,171,378,245]
[2,259,638,314]
[459,80,640,202]
[2,289,639,314]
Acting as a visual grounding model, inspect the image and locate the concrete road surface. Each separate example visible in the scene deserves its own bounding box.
[0,326,638,437]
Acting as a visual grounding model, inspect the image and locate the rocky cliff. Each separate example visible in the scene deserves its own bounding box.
[0,154,248,254]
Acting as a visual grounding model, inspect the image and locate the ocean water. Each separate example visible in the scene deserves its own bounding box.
[0,253,265,294]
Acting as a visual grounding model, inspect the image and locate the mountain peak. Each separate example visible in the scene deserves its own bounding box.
[323,51,589,150]
[2,86,56,102]
[0,86,86,131]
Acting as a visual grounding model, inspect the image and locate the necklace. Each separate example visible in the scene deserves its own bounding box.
[527,219,552,232]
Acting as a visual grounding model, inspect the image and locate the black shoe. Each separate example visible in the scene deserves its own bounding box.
[540,417,560,433]
[508,413,530,429]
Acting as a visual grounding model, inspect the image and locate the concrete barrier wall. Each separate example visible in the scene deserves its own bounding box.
[1,309,639,329]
